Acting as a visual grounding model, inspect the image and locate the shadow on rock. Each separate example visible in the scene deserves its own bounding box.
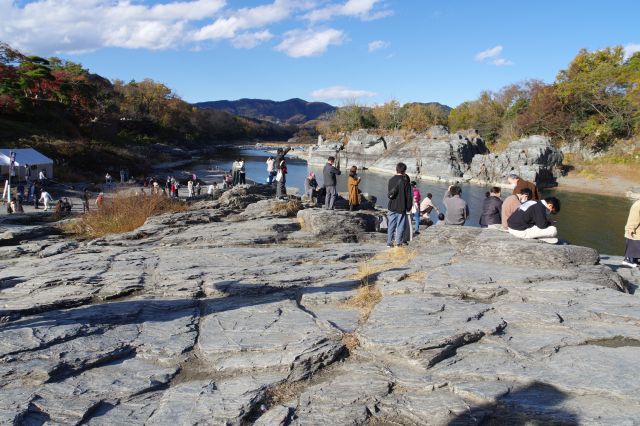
[449,381,579,425]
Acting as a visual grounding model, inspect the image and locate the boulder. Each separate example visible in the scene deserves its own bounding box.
[297,208,382,242]
[464,135,564,187]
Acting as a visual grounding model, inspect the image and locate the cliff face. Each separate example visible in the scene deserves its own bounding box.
[1,185,639,424]
[309,127,563,187]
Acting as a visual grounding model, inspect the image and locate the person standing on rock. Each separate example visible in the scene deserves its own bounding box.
[507,197,561,243]
[386,162,412,247]
[266,156,275,184]
[82,189,91,213]
[348,166,361,211]
[231,159,241,186]
[480,187,503,229]
[622,199,640,268]
[275,157,288,199]
[304,172,319,204]
[323,156,341,210]
[187,180,194,197]
[443,185,469,225]
[410,181,421,234]
[39,190,53,211]
[238,159,246,185]
[508,173,540,200]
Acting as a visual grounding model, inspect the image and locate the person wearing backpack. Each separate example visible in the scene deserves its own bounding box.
[386,162,412,247]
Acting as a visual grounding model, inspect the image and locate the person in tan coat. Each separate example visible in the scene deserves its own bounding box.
[347,166,361,211]
[622,199,640,268]
[508,173,540,200]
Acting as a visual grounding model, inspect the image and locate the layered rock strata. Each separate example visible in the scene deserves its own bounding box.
[1,185,639,424]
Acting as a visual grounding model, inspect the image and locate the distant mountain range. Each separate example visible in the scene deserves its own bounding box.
[194,98,336,125]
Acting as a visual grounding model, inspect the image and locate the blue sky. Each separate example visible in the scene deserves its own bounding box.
[1,0,639,107]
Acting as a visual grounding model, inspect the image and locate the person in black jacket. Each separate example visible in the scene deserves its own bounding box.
[386,162,412,247]
[479,187,503,229]
[323,156,341,209]
[507,197,561,243]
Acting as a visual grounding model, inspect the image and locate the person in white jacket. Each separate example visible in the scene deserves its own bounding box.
[39,190,53,211]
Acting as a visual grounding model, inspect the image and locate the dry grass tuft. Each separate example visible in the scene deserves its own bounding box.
[271,199,302,216]
[402,271,427,282]
[343,246,416,322]
[342,332,360,352]
[64,194,187,238]
[266,380,308,406]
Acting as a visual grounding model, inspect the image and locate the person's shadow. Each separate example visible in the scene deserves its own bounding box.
[448,381,579,425]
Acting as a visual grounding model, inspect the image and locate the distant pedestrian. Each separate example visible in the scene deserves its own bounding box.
[105,172,112,186]
[24,163,31,183]
[386,162,412,247]
[622,199,640,268]
[232,159,241,185]
[120,169,126,184]
[82,189,91,213]
[196,182,201,195]
[96,192,104,208]
[238,159,246,184]
[410,181,421,234]
[275,157,288,199]
[479,187,503,229]
[323,156,341,210]
[348,166,361,211]
[207,183,215,200]
[188,180,194,197]
[33,183,42,209]
[443,185,469,225]
[39,190,53,211]
[38,169,46,182]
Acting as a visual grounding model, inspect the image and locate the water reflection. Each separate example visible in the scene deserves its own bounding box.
[194,147,632,256]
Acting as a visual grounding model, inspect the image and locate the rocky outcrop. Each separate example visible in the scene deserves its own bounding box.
[1,190,639,424]
[464,135,564,187]
[309,128,563,187]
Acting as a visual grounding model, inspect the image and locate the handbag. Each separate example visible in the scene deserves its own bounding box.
[275,171,283,182]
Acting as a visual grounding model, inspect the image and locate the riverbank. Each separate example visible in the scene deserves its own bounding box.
[1,185,639,424]
[552,166,640,199]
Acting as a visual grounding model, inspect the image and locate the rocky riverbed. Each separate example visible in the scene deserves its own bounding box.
[1,185,640,425]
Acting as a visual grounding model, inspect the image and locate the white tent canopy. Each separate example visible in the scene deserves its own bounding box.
[0,148,54,179]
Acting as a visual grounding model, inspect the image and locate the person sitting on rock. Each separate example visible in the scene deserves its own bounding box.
[443,185,469,225]
[420,192,440,222]
[508,173,540,200]
[304,172,319,204]
[480,187,503,229]
[434,212,446,226]
[507,196,561,244]
[501,188,531,230]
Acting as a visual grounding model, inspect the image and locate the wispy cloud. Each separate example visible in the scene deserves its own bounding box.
[231,30,274,49]
[368,40,389,52]
[475,45,513,66]
[624,43,640,60]
[475,45,503,61]
[304,0,392,22]
[276,28,345,58]
[492,58,514,66]
[311,85,377,100]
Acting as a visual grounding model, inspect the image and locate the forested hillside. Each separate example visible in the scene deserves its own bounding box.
[0,43,295,180]
[195,98,336,125]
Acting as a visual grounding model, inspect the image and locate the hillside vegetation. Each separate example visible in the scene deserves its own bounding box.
[0,43,295,180]
[324,46,640,164]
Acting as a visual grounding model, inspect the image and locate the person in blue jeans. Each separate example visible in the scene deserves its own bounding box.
[386,162,412,247]
[411,181,421,235]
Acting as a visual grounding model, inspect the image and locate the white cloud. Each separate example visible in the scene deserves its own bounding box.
[475,45,503,61]
[0,0,226,54]
[231,30,274,49]
[492,58,513,66]
[304,0,392,22]
[311,85,376,100]
[193,0,302,41]
[624,43,640,60]
[368,40,389,52]
[276,28,345,58]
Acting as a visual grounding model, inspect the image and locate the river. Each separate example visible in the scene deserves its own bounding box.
[188,147,633,256]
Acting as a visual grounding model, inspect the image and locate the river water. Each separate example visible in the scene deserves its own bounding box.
[190,147,633,256]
